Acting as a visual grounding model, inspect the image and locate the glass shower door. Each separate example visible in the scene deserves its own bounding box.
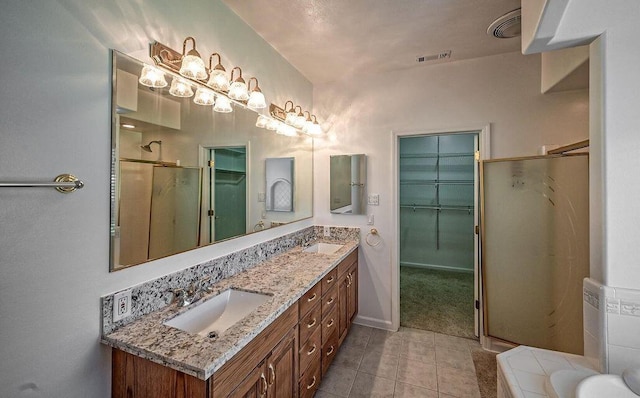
[482,154,589,354]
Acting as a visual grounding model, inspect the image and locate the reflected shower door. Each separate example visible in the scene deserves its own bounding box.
[149,166,202,260]
[482,154,589,354]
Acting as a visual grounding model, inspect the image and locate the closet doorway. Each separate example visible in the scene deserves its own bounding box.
[397,130,481,339]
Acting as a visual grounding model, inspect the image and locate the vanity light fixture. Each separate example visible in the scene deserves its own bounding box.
[247,77,267,109]
[169,77,194,97]
[266,118,279,131]
[293,106,307,129]
[213,94,233,113]
[256,114,270,128]
[207,53,230,92]
[301,111,312,134]
[193,86,216,106]
[284,101,297,126]
[138,65,168,88]
[307,115,323,136]
[277,122,298,137]
[228,67,249,101]
[178,37,207,80]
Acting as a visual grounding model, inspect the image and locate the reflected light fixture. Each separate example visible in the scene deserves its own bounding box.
[277,122,297,137]
[193,86,215,105]
[169,77,194,97]
[138,65,168,88]
[179,37,207,80]
[256,114,270,128]
[301,111,312,134]
[266,118,279,130]
[207,53,230,91]
[284,101,297,126]
[247,77,267,109]
[213,94,233,113]
[228,67,249,101]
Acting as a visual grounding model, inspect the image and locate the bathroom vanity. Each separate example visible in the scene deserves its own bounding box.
[103,239,358,398]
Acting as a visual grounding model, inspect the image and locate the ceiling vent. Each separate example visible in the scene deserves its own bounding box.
[416,50,451,63]
[487,8,521,39]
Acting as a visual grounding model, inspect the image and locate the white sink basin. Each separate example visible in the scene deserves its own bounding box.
[164,289,271,338]
[545,368,599,398]
[576,374,638,398]
[303,243,343,255]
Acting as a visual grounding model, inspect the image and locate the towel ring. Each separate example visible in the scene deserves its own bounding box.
[365,228,381,247]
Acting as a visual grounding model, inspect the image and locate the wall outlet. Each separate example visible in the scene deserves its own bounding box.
[367,214,375,225]
[113,289,132,322]
[323,226,331,237]
[368,194,380,206]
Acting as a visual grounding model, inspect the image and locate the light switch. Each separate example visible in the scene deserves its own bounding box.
[368,194,380,206]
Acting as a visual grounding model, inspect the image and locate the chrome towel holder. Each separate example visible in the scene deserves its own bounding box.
[0,174,84,193]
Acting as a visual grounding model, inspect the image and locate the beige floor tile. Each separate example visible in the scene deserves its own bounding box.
[398,327,436,344]
[343,332,371,350]
[437,366,481,398]
[358,350,399,380]
[349,372,396,398]
[315,390,343,398]
[434,333,474,352]
[396,357,438,391]
[393,382,438,398]
[438,393,458,398]
[435,346,476,372]
[350,324,374,338]
[368,330,403,355]
[398,339,436,364]
[318,364,357,397]
[333,345,365,370]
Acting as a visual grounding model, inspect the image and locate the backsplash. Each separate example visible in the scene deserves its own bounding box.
[102,225,360,335]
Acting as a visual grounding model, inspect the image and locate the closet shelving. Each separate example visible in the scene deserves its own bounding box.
[399,137,475,249]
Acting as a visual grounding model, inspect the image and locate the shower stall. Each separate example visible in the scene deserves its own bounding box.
[399,132,478,337]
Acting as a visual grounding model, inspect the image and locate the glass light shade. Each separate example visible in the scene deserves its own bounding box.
[138,65,167,88]
[179,54,207,80]
[302,120,313,134]
[169,78,194,97]
[277,123,297,137]
[307,122,322,136]
[193,87,215,105]
[293,114,307,129]
[247,91,267,109]
[207,69,230,91]
[255,115,270,128]
[228,81,249,101]
[285,111,298,126]
[213,95,233,113]
[266,119,279,130]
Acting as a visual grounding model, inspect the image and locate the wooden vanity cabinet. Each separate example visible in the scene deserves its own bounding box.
[337,250,358,345]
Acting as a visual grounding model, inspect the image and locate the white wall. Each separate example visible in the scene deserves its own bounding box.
[0,1,312,397]
[313,51,589,329]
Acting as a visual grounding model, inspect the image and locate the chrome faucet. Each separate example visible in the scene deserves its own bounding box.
[170,276,213,307]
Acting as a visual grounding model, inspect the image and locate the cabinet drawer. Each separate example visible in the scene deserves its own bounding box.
[299,301,321,345]
[322,330,339,377]
[321,268,338,296]
[322,305,338,345]
[299,353,321,398]
[322,284,338,317]
[299,325,321,376]
[299,282,322,318]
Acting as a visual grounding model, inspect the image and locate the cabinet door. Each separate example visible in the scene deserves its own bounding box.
[338,272,349,342]
[228,361,267,398]
[347,264,358,323]
[267,328,297,398]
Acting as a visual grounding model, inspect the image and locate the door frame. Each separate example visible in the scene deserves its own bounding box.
[391,124,491,339]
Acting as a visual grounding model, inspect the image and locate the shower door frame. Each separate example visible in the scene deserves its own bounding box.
[391,124,491,339]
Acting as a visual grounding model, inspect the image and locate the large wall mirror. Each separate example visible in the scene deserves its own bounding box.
[110,51,313,271]
[330,154,366,214]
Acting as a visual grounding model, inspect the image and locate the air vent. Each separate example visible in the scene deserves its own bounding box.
[416,50,451,63]
[487,8,521,38]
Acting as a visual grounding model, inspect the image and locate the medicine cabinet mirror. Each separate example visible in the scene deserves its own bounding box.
[329,154,367,214]
[110,50,313,271]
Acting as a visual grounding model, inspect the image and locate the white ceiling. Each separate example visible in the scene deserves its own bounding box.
[222,0,522,84]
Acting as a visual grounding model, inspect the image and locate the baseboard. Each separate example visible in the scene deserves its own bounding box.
[400,261,473,274]
[353,315,396,331]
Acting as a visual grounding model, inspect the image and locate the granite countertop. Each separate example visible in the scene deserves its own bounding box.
[102,240,358,380]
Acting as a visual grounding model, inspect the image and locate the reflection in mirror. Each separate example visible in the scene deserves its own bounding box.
[265,158,294,212]
[330,154,367,214]
[110,50,313,271]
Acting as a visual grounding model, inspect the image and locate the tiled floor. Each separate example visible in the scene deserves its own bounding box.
[317,325,483,398]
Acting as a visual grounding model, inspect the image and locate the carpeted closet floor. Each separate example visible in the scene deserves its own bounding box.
[400,266,475,339]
